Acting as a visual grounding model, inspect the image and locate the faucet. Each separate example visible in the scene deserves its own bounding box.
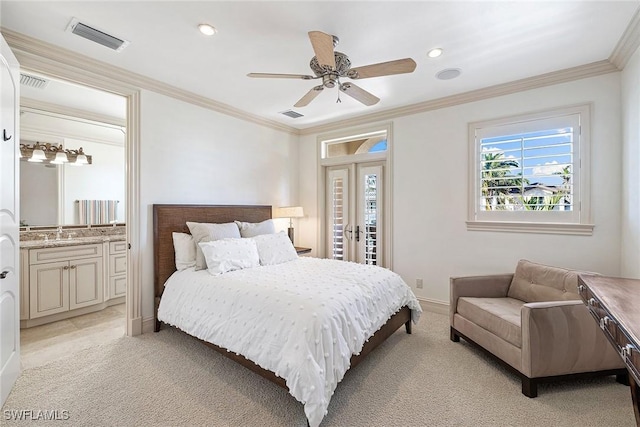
[56,226,63,240]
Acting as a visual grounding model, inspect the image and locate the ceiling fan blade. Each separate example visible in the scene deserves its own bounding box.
[339,82,380,106]
[247,73,315,80]
[347,58,417,79]
[294,85,324,107]
[308,31,336,69]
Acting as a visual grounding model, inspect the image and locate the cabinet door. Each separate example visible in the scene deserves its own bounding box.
[29,261,69,318]
[109,253,126,276]
[110,276,127,298]
[69,257,103,310]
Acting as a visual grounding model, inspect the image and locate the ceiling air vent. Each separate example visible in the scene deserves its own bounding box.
[20,73,49,89]
[280,110,304,119]
[66,18,130,52]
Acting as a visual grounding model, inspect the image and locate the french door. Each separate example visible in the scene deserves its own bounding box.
[326,161,385,266]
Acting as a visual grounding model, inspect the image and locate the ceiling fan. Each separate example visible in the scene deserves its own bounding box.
[247,31,417,108]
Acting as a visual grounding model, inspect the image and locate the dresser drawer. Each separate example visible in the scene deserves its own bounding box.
[30,244,103,265]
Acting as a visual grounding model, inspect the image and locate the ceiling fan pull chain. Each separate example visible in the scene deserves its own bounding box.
[336,92,342,103]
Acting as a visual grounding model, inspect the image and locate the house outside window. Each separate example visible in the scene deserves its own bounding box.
[467,104,593,235]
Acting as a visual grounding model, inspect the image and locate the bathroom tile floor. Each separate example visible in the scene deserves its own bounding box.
[20,304,125,370]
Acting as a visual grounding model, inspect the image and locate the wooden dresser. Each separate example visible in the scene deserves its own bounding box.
[578,275,640,425]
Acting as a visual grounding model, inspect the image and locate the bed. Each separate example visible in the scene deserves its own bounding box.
[153,204,422,427]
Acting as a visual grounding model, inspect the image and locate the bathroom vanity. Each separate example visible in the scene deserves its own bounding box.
[19,225,126,328]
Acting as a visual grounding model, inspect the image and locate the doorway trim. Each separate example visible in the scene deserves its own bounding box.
[316,121,394,269]
[9,48,143,336]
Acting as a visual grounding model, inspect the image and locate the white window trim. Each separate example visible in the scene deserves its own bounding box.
[467,104,593,235]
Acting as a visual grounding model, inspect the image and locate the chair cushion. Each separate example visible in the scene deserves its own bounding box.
[507,259,582,303]
[457,297,524,348]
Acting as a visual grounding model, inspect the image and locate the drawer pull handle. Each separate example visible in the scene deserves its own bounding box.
[621,344,635,358]
[70,265,76,269]
[588,298,596,306]
[578,284,585,293]
[63,266,69,270]
[599,316,611,330]
[0,270,8,279]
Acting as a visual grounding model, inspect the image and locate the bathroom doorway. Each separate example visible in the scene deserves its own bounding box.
[18,72,128,368]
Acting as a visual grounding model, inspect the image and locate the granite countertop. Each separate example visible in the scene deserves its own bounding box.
[20,234,126,249]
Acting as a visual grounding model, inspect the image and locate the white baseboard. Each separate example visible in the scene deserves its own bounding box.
[142,316,156,334]
[417,297,449,315]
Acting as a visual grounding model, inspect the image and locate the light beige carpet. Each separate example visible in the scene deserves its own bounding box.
[2,311,635,426]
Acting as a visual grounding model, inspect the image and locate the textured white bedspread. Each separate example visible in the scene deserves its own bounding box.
[157,257,422,427]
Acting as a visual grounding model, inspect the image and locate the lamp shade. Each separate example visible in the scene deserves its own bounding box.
[274,206,304,218]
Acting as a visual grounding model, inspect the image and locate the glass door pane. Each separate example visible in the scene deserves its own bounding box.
[326,167,350,261]
[357,164,383,266]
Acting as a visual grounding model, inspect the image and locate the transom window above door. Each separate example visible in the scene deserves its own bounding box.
[321,129,387,161]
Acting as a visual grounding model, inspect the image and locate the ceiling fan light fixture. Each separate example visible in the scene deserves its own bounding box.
[198,24,217,36]
[427,48,443,58]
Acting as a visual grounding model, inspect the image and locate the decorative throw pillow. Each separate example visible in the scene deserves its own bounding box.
[252,231,298,266]
[198,238,260,276]
[235,219,276,238]
[186,221,242,270]
[172,232,196,270]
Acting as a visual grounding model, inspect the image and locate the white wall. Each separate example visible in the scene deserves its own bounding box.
[140,90,299,320]
[298,73,623,304]
[621,46,640,278]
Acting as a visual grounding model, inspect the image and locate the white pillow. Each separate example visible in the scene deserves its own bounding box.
[252,231,298,266]
[172,232,196,270]
[198,238,260,276]
[186,221,242,270]
[235,219,275,238]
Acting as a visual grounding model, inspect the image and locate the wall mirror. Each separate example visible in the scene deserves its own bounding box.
[19,72,127,227]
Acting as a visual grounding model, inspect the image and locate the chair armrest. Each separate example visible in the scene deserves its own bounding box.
[521,301,624,377]
[449,274,513,323]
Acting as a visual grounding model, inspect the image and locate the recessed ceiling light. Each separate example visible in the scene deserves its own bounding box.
[198,24,217,36]
[427,48,443,58]
[436,68,461,80]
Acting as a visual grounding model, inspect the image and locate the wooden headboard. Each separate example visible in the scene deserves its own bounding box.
[152,204,272,299]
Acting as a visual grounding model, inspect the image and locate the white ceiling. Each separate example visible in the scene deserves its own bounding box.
[2,1,639,130]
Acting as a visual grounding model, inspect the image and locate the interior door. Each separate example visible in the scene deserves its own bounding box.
[326,162,385,266]
[0,35,20,406]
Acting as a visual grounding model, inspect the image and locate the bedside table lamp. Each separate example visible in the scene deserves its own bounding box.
[274,206,304,243]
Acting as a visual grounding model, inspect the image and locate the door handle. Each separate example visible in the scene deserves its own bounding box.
[3,129,11,142]
[344,224,352,240]
[0,270,9,279]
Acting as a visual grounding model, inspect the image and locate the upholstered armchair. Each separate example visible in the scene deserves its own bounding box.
[450,259,626,397]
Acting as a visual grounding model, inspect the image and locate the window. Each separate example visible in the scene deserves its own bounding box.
[468,105,593,235]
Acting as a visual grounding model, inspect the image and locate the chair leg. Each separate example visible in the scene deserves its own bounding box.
[522,377,538,398]
[450,327,460,342]
[616,373,630,386]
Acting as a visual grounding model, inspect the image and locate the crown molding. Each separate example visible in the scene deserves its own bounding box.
[1,28,299,136]
[609,7,640,69]
[21,98,126,127]
[298,60,618,136]
[2,27,628,139]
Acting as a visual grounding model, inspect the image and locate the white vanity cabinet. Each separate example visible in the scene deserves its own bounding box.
[108,241,127,299]
[28,244,103,319]
[20,238,126,328]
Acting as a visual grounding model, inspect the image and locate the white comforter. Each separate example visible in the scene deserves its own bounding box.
[157,257,422,427]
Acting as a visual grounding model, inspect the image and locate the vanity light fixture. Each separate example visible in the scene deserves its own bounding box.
[19,142,93,165]
[198,23,217,36]
[51,151,69,164]
[28,145,46,162]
